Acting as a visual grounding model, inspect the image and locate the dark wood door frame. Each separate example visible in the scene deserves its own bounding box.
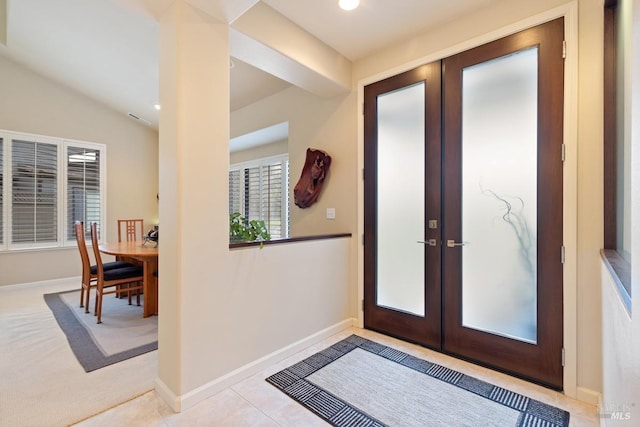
[363,62,442,349]
[442,17,565,390]
[363,18,565,390]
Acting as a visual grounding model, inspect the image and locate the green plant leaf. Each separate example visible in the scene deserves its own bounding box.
[229,212,271,248]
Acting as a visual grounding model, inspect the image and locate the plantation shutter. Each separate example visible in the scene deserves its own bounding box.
[229,157,288,239]
[261,162,283,238]
[229,169,242,216]
[0,130,106,252]
[11,139,58,244]
[66,147,101,239]
[286,160,290,234]
[245,166,261,220]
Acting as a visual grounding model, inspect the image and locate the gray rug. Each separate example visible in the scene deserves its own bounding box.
[267,335,570,427]
[44,289,157,372]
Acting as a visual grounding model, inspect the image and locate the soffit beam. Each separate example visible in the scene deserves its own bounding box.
[230,1,351,97]
[124,0,352,98]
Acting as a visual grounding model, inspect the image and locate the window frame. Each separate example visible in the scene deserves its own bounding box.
[604,0,618,251]
[603,0,632,308]
[229,154,289,239]
[0,129,107,252]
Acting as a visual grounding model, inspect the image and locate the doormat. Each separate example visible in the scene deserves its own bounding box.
[267,335,569,427]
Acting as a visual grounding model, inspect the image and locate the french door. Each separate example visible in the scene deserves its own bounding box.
[364,18,564,389]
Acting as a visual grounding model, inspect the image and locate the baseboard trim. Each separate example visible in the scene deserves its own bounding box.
[154,377,181,412]
[0,276,79,291]
[577,386,602,407]
[160,318,355,412]
[576,386,603,427]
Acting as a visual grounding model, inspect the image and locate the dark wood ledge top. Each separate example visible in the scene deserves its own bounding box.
[229,233,352,249]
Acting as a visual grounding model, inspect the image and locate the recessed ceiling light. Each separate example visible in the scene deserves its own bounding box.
[338,0,359,11]
[154,104,161,111]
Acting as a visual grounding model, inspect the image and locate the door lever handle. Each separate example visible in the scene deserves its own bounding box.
[417,239,438,247]
[446,240,468,248]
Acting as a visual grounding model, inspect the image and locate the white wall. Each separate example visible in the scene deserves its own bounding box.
[167,237,353,409]
[601,263,636,424]
[154,235,352,410]
[225,239,352,365]
[0,54,158,287]
[576,0,605,402]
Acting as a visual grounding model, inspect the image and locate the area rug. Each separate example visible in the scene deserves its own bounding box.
[44,289,157,372]
[267,335,570,427]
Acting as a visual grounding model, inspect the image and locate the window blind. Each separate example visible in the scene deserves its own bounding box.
[229,157,288,239]
[67,147,101,240]
[11,139,58,244]
[245,166,262,220]
[229,169,242,216]
[261,162,283,238]
[0,130,106,252]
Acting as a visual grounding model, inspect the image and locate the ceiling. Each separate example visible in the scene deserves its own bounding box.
[0,0,503,133]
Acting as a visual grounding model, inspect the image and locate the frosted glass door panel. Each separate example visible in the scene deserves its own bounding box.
[461,48,538,343]
[377,82,425,316]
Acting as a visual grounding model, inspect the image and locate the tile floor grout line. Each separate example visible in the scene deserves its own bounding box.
[228,387,289,426]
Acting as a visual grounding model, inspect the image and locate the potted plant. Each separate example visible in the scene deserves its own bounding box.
[229,212,271,247]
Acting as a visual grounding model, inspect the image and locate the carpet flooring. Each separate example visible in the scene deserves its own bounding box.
[0,280,156,427]
[267,334,570,427]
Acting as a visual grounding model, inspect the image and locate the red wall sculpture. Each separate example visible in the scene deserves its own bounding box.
[293,148,332,209]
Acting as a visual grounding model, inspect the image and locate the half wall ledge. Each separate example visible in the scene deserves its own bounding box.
[229,233,352,249]
[600,249,632,313]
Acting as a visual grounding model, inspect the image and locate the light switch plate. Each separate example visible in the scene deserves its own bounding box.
[326,208,336,220]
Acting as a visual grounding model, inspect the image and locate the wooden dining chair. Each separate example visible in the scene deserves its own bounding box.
[90,222,144,324]
[74,221,131,313]
[117,218,144,242]
[116,218,144,296]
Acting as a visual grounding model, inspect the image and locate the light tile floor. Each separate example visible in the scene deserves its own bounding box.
[74,327,600,426]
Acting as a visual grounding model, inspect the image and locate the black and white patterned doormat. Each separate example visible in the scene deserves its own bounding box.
[267,335,569,427]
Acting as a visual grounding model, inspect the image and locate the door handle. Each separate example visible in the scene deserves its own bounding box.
[446,240,468,248]
[417,239,438,247]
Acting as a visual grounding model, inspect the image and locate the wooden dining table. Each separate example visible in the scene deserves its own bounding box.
[99,241,158,317]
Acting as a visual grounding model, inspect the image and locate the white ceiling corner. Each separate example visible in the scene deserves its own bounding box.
[1,0,508,135]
